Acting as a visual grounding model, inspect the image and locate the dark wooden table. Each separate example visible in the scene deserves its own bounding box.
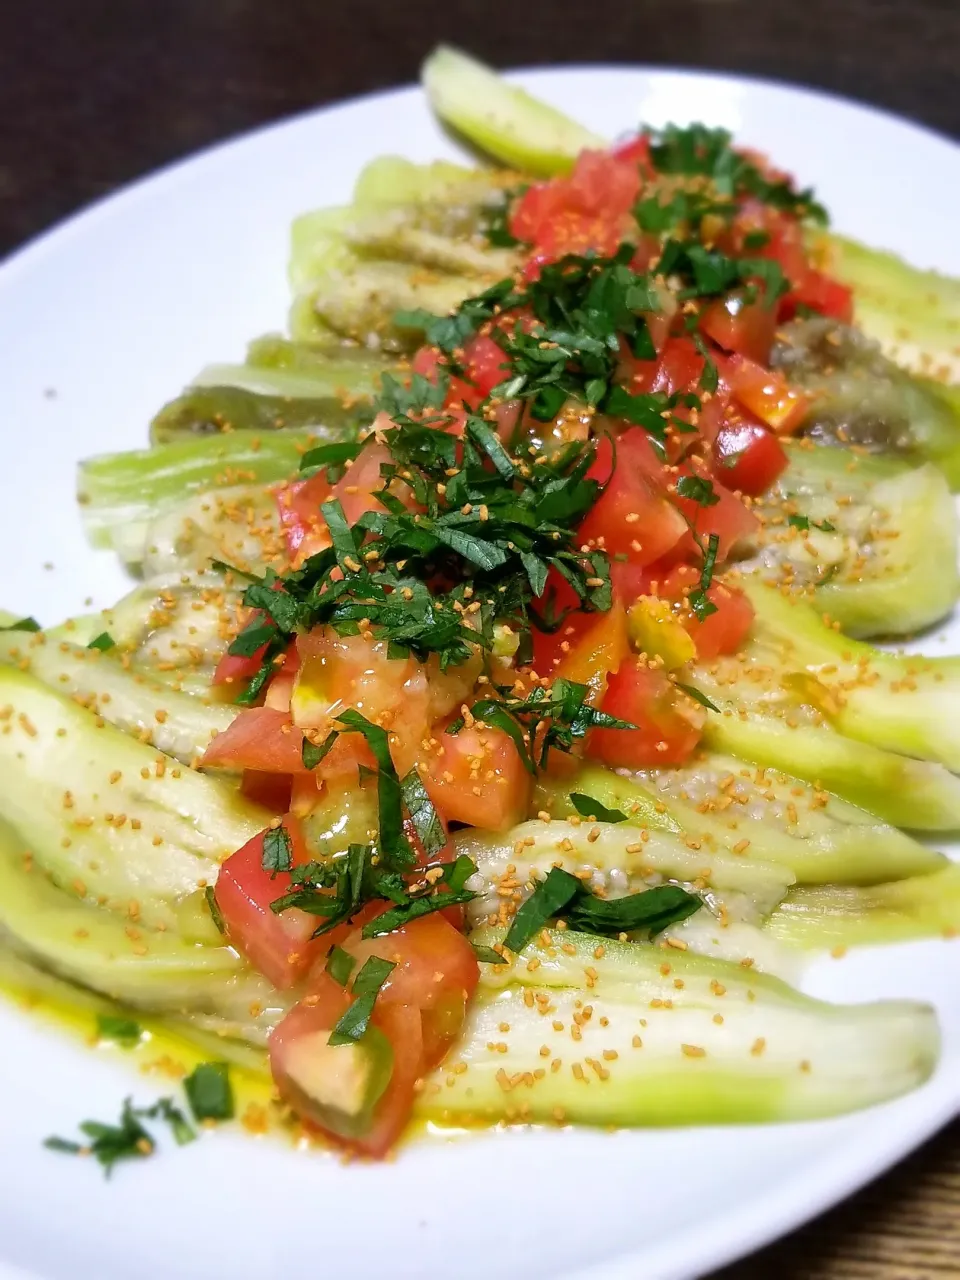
[2,3,958,1276]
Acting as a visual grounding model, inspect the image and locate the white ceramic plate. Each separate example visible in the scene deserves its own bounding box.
[0,66,958,1280]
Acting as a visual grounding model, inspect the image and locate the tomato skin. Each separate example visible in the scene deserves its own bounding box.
[510,150,641,270]
[269,978,424,1159]
[578,432,687,566]
[213,610,269,687]
[712,420,788,496]
[214,818,318,989]
[788,269,854,323]
[609,558,656,605]
[547,601,630,691]
[612,135,652,167]
[202,707,307,774]
[343,913,480,1071]
[665,459,759,566]
[588,659,705,769]
[423,721,531,831]
[656,565,755,659]
[463,333,509,398]
[700,294,778,365]
[275,471,332,562]
[722,354,809,434]
[213,646,268,688]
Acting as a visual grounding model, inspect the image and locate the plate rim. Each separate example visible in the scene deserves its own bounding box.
[0,61,957,1280]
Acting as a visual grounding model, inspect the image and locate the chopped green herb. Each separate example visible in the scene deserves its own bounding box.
[565,883,701,937]
[140,1097,196,1147]
[503,866,582,953]
[96,1014,142,1048]
[788,514,836,533]
[329,956,396,1046]
[87,632,116,652]
[204,885,226,934]
[676,474,720,507]
[471,943,505,965]
[400,768,446,859]
[302,729,339,770]
[261,824,293,877]
[569,793,628,823]
[184,1063,234,1122]
[325,945,357,987]
[675,683,720,712]
[45,1098,156,1176]
[0,617,40,632]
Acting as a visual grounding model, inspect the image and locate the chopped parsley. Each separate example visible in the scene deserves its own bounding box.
[183,1063,234,1123]
[204,885,226,934]
[788,513,836,533]
[44,1096,195,1176]
[96,1014,143,1048]
[0,616,40,632]
[503,866,701,953]
[87,632,116,652]
[644,123,828,224]
[569,793,628,823]
[261,824,293,876]
[329,956,396,1046]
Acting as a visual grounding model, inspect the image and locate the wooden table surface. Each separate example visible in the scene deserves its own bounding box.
[1,2,958,1276]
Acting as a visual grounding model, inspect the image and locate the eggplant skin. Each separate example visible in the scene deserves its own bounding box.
[771,316,960,486]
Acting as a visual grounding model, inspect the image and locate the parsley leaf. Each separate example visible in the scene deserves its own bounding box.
[503,867,582,952]
[0,617,40,632]
[328,956,396,1046]
[325,945,357,987]
[96,1014,142,1048]
[569,793,628,823]
[675,683,720,712]
[184,1063,234,1122]
[676,474,720,507]
[204,885,226,934]
[302,729,340,770]
[261,824,293,877]
[471,943,505,965]
[788,514,836,533]
[400,768,446,859]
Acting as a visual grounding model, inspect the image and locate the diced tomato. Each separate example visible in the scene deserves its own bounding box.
[712,419,788,496]
[700,294,778,365]
[545,601,630,692]
[330,434,394,523]
[343,913,479,1070]
[510,150,641,271]
[587,658,705,768]
[411,345,444,381]
[214,817,318,988]
[578,431,687,566]
[666,459,759,565]
[269,976,423,1158]
[291,629,429,775]
[462,333,509,398]
[423,721,531,831]
[612,135,652,168]
[721,354,809,434]
[212,645,268,688]
[788,269,854,324]
[240,769,293,813]
[275,470,332,562]
[609,558,656,606]
[202,707,307,774]
[213,611,269,688]
[655,565,755,659]
[751,209,809,290]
